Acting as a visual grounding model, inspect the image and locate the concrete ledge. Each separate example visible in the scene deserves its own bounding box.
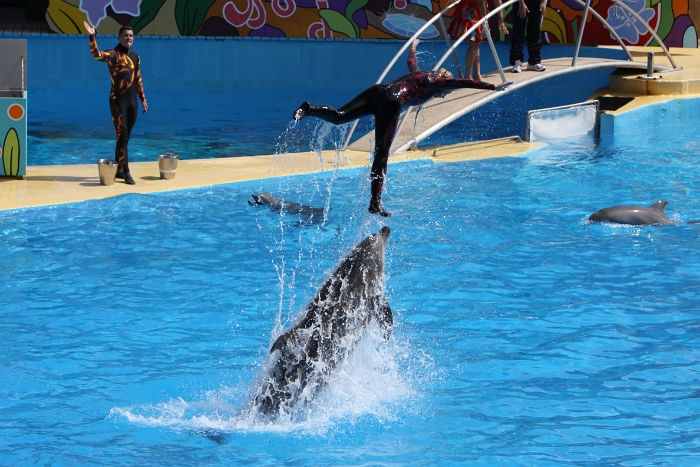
[610,47,700,95]
[0,140,543,211]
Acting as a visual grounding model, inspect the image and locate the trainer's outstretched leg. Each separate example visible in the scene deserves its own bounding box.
[367,106,399,217]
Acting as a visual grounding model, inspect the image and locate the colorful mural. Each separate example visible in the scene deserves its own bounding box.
[42,0,697,47]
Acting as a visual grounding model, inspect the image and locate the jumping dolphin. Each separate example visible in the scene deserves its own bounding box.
[247,226,393,419]
[588,200,676,225]
[248,193,325,220]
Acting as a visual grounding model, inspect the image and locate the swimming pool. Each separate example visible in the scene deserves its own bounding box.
[3,117,700,465]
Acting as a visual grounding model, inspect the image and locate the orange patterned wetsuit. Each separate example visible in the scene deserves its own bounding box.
[89,35,146,173]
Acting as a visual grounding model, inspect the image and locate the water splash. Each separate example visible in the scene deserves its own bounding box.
[110,328,416,436]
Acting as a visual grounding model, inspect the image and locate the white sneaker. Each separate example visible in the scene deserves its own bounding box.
[527,63,546,72]
[512,60,522,73]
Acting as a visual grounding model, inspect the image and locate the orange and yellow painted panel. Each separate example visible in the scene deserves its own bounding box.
[0,95,27,178]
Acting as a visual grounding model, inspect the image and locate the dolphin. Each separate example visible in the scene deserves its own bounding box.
[247,226,393,420]
[588,200,675,225]
[248,193,325,220]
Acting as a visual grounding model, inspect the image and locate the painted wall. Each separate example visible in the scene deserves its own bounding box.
[22,35,626,89]
[19,35,625,146]
[40,0,698,47]
[600,95,700,137]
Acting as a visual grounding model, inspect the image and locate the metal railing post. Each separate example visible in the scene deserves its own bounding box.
[572,0,591,67]
[483,21,507,83]
[611,0,678,69]
[569,0,633,61]
[438,17,465,78]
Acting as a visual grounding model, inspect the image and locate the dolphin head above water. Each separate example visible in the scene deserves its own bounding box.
[588,200,674,225]
[248,193,281,206]
[247,226,392,420]
[248,192,326,220]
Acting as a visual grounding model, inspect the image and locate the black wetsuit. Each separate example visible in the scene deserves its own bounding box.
[509,0,544,66]
[295,45,497,215]
[89,35,146,174]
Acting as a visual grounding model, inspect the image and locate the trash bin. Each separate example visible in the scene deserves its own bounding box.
[158,152,178,180]
[97,159,117,186]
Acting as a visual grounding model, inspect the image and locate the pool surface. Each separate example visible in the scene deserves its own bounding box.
[2,120,700,465]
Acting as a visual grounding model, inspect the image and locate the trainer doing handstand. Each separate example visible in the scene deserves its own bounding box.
[293,38,511,217]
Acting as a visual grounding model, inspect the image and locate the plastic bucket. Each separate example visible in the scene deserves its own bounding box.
[97,159,117,186]
[158,152,179,180]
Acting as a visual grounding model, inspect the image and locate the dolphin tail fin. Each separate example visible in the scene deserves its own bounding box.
[376,300,393,342]
[651,200,668,212]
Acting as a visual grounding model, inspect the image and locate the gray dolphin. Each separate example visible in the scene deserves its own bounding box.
[248,193,325,220]
[588,200,675,225]
[248,226,393,419]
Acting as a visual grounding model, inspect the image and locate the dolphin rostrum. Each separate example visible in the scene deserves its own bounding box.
[248,193,325,220]
[588,200,675,225]
[247,226,393,420]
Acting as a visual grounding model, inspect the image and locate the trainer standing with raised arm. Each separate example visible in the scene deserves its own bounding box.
[84,21,148,185]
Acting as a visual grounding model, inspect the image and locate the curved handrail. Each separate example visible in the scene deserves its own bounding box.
[611,0,678,69]
[386,0,515,152]
[374,0,462,84]
[394,3,515,152]
[342,0,462,149]
[570,0,633,62]
[571,0,592,66]
[433,0,518,73]
[344,0,681,152]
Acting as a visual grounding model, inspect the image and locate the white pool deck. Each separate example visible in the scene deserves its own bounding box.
[1,46,698,211]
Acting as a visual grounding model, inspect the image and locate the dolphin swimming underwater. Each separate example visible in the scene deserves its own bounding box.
[248,193,325,220]
[588,200,676,225]
[246,226,393,420]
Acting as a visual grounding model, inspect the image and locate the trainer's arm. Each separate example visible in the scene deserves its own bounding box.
[437,78,513,91]
[83,21,113,62]
[407,38,420,73]
[135,56,148,113]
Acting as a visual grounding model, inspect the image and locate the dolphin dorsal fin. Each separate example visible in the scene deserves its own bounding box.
[650,200,668,212]
[270,329,293,354]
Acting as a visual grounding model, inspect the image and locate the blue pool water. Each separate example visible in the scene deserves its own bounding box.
[3,119,700,465]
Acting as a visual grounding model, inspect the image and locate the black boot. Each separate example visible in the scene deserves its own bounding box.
[293,102,310,121]
[124,172,136,185]
[116,167,125,179]
[368,176,391,217]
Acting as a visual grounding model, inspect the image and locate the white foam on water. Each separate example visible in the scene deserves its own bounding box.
[110,327,421,436]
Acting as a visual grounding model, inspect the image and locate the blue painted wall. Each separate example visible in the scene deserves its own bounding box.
[600,96,700,138]
[18,35,694,154]
[24,36,627,89]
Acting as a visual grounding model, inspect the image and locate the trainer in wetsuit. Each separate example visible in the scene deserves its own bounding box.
[84,21,148,185]
[293,38,511,217]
